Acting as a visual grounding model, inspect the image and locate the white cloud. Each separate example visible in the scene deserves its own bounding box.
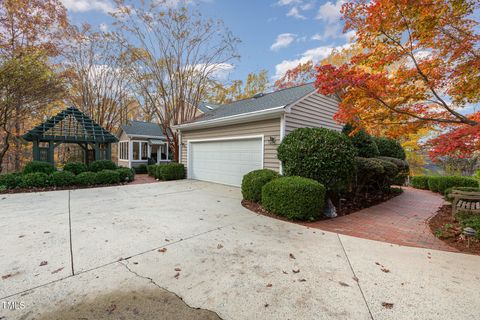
[287,7,306,19]
[311,33,322,41]
[276,0,302,6]
[300,2,315,11]
[61,0,114,13]
[316,0,344,23]
[270,33,297,51]
[274,43,351,79]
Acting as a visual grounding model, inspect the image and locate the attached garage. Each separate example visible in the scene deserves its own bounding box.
[188,137,263,186]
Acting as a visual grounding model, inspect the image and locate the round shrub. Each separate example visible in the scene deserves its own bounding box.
[96,170,121,185]
[117,167,135,182]
[262,176,326,221]
[51,171,75,187]
[429,176,479,194]
[23,161,55,175]
[241,169,280,202]
[374,137,406,160]
[376,158,399,185]
[411,176,430,189]
[157,163,185,181]
[342,124,379,158]
[444,187,480,202]
[20,172,50,188]
[88,160,117,172]
[63,162,87,175]
[278,128,356,191]
[377,156,409,185]
[74,172,97,186]
[133,164,148,174]
[0,173,22,189]
[147,164,158,177]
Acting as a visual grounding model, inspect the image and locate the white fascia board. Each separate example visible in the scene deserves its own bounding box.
[173,106,286,131]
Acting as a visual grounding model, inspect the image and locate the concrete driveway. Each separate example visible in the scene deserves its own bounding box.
[1,180,479,320]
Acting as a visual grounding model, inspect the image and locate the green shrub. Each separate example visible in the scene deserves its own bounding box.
[411,176,430,189]
[20,172,50,188]
[51,171,75,187]
[117,168,135,182]
[63,162,87,175]
[475,169,480,180]
[262,176,326,221]
[354,157,401,191]
[74,172,97,186]
[96,170,121,185]
[456,212,480,239]
[23,161,55,175]
[147,164,158,177]
[374,137,406,160]
[343,125,379,158]
[88,160,117,172]
[429,176,479,194]
[278,128,357,192]
[444,187,480,202]
[241,169,280,202]
[157,163,185,181]
[133,164,148,174]
[0,173,22,189]
[377,156,409,185]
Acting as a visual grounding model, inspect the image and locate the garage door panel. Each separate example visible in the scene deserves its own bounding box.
[189,138,262,186]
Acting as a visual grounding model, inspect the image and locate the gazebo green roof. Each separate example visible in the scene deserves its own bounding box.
[23,106,118,143]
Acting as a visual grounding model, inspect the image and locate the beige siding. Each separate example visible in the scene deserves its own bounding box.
[285,92,343,134]
[180,118,281,172]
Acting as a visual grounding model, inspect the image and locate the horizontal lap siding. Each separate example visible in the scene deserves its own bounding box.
[180,118,281,172]
[285,93,343,134]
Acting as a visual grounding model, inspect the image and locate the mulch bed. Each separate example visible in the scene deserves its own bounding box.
[242,189,402,222]
[428,205,480,255]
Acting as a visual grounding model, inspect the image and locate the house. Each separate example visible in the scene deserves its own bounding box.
[173,83,342,187]
[117,120,171,168]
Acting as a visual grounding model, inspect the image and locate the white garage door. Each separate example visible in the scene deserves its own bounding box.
[189,137,263,187]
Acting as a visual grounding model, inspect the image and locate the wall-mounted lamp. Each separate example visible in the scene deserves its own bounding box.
[268,136,277,145]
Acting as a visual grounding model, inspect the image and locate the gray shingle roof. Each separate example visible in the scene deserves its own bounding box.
[121,121,165,138]
[190,83,316,123]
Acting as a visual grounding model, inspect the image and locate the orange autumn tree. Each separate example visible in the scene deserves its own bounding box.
[314,0,479,157]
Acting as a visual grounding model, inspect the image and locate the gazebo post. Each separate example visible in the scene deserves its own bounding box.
[84,143,89,164]
[32,140,39,161]
[48,141,54,165]
[94,142,100,161]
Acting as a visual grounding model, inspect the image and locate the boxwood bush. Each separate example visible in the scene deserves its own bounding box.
[23,161,55,175]
[262,176,325,221]
[74,172,98,186]
[157,163,185,181]
[428,176,479,194]
[63,162,87,175]
[444,187,480,202]
[241,169,279,202]
[342,124,379,158]
[89,160,117,172]
[20,172,50,188]
[411,176,430,189]
[133,164,148,174]
[96,170,121,185]
[377,156,409,185]
[117,167,135,182]
[374,137,406,160]
[0,173,22,189]
[51,171,75,187]
[147,164,158,177]
[278,128,356,192]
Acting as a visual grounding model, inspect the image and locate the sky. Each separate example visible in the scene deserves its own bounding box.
[61,0,354,84]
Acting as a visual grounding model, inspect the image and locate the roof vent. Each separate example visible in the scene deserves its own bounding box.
[253,93,265,99]
[204,105,214,110]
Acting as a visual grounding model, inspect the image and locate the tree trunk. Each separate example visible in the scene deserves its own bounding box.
[14,107,21,171]
[0,132,11,174]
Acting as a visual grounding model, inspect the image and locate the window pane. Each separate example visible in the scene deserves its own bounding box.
[141,142,148,160]
[132,142,140,160]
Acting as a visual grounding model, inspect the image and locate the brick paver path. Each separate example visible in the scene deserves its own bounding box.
[130,174,157,185]
[303,187,457,252]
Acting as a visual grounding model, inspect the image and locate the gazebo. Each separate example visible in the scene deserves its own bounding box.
[22,107,118,165]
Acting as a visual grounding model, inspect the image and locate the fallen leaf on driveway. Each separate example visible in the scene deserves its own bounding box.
[289,253,296,259]
[165,239,170,242]
[298,279,306,282]
[352,276,359,282]
[339,281,350,287]
[174,268,181,272]
[18,235,25,238]
[382,302,394,309]
[106,304,117,314]
[282,270,288,274]
[381,268,390,273]
[264,304,269,308]
[44,231,50,234]
[292,269,300,274]
[174,272,180,279]
[217,244,224,249]
[266,283,272,287]
[2,272,20,280]
[51,267,64,274]
[39,261,48,266]
[158,248,167,253]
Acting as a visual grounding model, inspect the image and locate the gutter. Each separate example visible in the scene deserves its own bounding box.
[172,105,286,131]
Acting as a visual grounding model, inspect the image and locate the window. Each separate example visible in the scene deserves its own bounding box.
[119,142,129,160]
[132,142,140,160]
[141,142,148,160]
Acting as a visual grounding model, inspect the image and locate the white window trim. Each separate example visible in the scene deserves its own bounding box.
[118,141,130,161]
[186,135,265,180]
[130,140,150,162]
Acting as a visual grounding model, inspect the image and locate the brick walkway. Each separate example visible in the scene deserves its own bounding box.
[303,187,457,252]
[130,174,157,185]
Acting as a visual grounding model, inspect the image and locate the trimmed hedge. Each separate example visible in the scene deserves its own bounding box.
[157,163,185,181]
[411,176,429,189]
[428,176,479,194]
[20,172,50,188]
[63,162,87,175]
[74,172,97,186]
[0,173,22,189]
[241,169,280,202]
[96,170,121,185]
[262,176,326,221]
[23,161,55,175]
[343,125,379,158]
[133,164,148,174]
[377,156,409,185]
[278,128,357,192]
[147,164,158,177]
[89,160,117,172]
[117,168,135,182]
[444,187,480,202]
[374,137,406,160]
[51,171,75,187]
